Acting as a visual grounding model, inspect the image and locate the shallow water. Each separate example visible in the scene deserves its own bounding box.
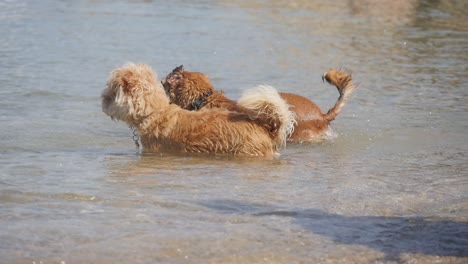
[1,0,467,263]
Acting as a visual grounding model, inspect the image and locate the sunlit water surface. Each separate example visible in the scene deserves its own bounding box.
[1,0,467,263]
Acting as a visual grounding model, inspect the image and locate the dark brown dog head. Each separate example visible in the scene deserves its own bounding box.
[161,65,217,110]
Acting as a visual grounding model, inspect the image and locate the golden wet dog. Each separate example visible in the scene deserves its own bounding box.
[162,66,356,143]
[101,63,295,157]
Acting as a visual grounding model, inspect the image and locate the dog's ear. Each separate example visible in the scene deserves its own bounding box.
[173,65,184,73]
[117,70,132,94]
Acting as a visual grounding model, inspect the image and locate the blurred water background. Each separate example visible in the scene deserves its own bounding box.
[0,0,467,263]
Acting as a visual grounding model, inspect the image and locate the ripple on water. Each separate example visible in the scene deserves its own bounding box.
[1,0,467,263]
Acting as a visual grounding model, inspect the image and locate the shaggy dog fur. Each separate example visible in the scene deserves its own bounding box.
[101,63,295,157]
[161,66,356,143]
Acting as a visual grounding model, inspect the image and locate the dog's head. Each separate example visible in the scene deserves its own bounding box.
[101,63,169,125]
[161,65,216,110]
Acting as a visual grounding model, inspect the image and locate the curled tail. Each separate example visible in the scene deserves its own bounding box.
[322,69,357,122]
[237,85,296,150]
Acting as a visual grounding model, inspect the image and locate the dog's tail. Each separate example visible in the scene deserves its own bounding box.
[322,69,357,122]
[237,85,296,150]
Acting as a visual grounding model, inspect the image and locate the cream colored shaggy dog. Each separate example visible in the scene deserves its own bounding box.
[101,63,296,157]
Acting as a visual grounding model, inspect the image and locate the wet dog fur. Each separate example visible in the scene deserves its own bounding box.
[101,63,295,157]
[161,66,356,143]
